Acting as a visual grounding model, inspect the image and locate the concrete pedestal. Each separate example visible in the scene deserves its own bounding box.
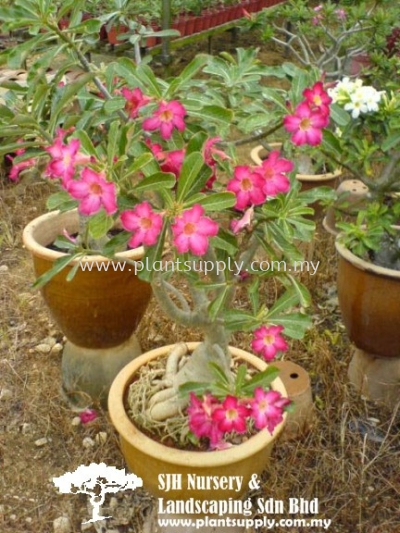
[348,347,400,405]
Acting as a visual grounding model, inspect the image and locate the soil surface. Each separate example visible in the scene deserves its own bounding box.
[1,25,400,533]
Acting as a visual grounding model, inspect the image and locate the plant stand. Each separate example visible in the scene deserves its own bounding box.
[348,347,400,405]
[61,334,142,408]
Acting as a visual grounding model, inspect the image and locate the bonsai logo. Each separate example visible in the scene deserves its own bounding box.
[52,463,143,524]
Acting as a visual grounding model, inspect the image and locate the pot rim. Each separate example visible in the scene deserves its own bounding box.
[22,209,144,263]
[250,144,341,182]
[108,342,287,467]
[335,236,400,280]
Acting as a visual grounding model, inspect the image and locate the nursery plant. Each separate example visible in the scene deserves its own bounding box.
[323,76,400,267]
[0,0,334,450]
[240,0,400,79]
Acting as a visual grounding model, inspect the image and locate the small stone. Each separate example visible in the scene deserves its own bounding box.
[71,416,81,426]
[0,388,12,401]
[82,437,95,449]
[35,344,52,354]
[42,336,56,348]
[34,437,48,447]
[94,432,107,445]
[25,517,33,524]
[0,265,9,273]
[50,343,63,355]
[10,514,17,521]
[21,423,32,434]
[109,497,118,510]
[53,516,72,533]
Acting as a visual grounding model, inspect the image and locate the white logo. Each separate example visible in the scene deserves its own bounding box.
[53,463,143,524]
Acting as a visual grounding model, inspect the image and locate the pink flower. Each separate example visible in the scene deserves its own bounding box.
[187,393,223,446]
[250,388,290,434]
[283,102,328,146]
[256,150,292,197]
[67,167,117,216]
[302,81,332,116]
[142,100,186,140]
[79,408,98,424]
[231,206,254,234]
[227,166,266,210]
[251,325,288,361]
[212,395,250,434]
[172,204,218,256]
[121,202,163,248]
[7,156,36,181]
[335,8,346,21]
[121,87,151,119]
[45,130,90,184]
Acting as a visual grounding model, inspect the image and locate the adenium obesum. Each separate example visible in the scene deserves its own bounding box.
[14,80,330,448]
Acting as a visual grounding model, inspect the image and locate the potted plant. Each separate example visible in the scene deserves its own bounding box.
[0,0,330,503]
[321,76,400,401]
[240,0,400,80]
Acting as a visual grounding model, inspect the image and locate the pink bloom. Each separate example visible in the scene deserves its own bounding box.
[187,393,223,446]
[256,150,292,197]
[142,100,186,140]
[203,137,229,190]
[303,81,332,116]
[161,149,185,178]
[227,166,266,210]
[335,8,346,21]
[251,325,288,361]
[121,87,151,119]
[79,408,98,424]
[313,4,323,12]
[7,156,36,181]
[172,204,218,256]
[212,395,250,434]
[67,167,117,216]
[283,102,328,146]
[231,206,254,234]
[250,388,291,434]
[45,130,90,184]
[121,202,163,249]
[312,15,323,25]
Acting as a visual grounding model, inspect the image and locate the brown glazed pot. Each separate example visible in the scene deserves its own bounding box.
[108,343,287,501]
[23,210,152,350]
[336,239,400,358]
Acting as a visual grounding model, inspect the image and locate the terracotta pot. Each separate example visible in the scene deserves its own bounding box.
[107,24,129,45]
[250,144,341,191]
[23,209,151,349]
[108,342,287,501]
[23,210,152,404]
[336,239,400,358]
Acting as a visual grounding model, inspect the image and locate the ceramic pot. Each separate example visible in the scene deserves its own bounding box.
[23,210,152,404]
[108,342,287,501]
[336,239,400,358]
[250,144,341,192]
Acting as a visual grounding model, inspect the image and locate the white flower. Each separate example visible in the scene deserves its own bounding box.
[344,88,369,118]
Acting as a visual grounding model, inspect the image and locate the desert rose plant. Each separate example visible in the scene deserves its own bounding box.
[322,76,400,267]
[0,0,333,449]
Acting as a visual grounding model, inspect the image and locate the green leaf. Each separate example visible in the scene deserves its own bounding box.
[50,73,94,131]
[107,120,120,166]
[46,191,77,211]
[208,286,229,321]
[268,288,301,318]
[286,275,311,307]
[178,381,210,398]
[176,152,205,201]
[135,172,176,193]
[196,192,236,212]
[382,131,400,152]
[234,364,248,395]
[32,253,82,289]
[188,105,234,125]
[74,130,98,157]
[241,366,280,395]
[209,362,230,386]
[165,54,209,98]
[88,211,114,240]
[103,96,126,114]
[211,230,238,256]
[329,103,351,127]
[139,221,167,282]
[267,312,311,339]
